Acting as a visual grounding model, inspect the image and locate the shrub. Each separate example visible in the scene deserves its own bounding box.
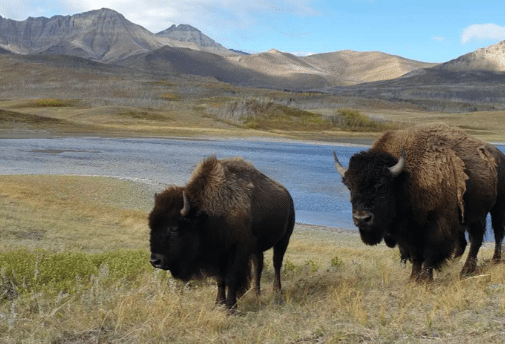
[205,98,332,131]
[330,256,344,267]
[159,93,181,101]
[327,108,380,131]
[31,98,73,107]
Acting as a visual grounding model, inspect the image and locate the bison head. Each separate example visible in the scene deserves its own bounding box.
[333,149,405,245]
[148,187,203,281]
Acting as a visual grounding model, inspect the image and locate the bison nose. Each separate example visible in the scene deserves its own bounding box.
[353,211,374,227]
[150,253,165,269]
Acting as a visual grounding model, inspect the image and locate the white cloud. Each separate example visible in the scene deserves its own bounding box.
[432,36,446,42]
[461,23,505,44]
[289,51,316,56]
[36,0,320,33]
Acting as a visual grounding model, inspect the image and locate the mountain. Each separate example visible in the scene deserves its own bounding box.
[433,40,505,72]
[0,8,163,63]
[303,50,437,85]
[118,46,331,90]
[157,24,224,49]
[0,8,236,62]
[2,7,504,106]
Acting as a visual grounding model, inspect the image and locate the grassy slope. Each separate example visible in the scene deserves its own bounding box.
[2,97,505,143]
[1,176,505,343]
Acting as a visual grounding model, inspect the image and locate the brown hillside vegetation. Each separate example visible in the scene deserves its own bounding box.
[2,53,505,142]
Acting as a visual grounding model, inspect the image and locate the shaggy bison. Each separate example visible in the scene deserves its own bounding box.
[149,156,295,309]
[333,123,505,280]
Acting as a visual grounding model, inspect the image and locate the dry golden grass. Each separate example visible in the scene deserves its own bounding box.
[0,175,150,252]
[2,176,505,343]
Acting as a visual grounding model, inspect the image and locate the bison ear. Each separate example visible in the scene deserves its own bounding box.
[389,148,406,178]
[180,191,191,217]
[332,151,347,177]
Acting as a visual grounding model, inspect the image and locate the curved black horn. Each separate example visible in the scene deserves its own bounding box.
[332,151,347,177]
[180,191,190,217]
[389,148,406,177]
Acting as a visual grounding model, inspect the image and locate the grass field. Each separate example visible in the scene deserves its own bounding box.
[1,175,505,343]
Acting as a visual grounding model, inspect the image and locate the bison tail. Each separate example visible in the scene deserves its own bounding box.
[235,256,252,298]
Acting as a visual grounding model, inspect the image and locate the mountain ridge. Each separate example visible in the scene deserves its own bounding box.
[1,8,504,102]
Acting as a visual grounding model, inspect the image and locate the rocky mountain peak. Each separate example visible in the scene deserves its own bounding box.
[156,24,224,49]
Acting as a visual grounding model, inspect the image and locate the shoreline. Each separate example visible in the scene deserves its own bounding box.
[294,222,358,234]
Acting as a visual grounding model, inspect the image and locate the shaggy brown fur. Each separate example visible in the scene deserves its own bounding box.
[335,123,503,280]
[185,156,286,217]
[373,123,497,227]
[149,156,295,309]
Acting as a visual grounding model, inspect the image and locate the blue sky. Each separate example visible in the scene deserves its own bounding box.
[2,0,505,63]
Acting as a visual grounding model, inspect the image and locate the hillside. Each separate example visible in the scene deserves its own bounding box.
[436,40,505,72]
[118,46,331,90]
[304,50,437,85]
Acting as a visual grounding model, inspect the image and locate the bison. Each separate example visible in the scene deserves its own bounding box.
[333,123,505,280]
[149,156,295,309]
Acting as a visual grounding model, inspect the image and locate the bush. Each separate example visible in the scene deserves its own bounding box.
[31,98,73,107]
[0,249,151,297]
[205,98,332,131]
[159,93,181,101]
[327,108,380,131]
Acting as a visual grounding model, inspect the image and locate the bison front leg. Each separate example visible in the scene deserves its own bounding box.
[408,250,425,281]
[224,248,251,310]
[215,275,226,305]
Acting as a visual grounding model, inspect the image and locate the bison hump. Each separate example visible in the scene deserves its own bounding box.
[374,124,470,224]
[185,156,257,218]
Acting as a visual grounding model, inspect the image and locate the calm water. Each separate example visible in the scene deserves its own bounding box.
[0,137,504,234]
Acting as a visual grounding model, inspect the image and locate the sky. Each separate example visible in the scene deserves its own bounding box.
[1,0,505,63]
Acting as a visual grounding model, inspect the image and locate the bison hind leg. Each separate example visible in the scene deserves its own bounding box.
[491,202,505,263]
[251,252,264,296]
[461,220,486,276]
[272,237,291,294]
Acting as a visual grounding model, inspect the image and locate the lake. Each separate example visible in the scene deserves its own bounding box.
[0,137,504,235]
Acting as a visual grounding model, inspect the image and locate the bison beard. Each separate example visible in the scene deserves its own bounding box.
[333,123,505,281]
[149,156,295,309]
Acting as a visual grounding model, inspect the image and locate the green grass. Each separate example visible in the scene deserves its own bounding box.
[0,249,150,297]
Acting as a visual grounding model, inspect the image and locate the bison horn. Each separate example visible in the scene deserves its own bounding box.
[389,148,406,177]
[332,151,347,177]
[180,191,190,217]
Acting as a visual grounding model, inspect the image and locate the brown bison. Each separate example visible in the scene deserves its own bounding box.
[149,156,295,309]
[333,123,505,280]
